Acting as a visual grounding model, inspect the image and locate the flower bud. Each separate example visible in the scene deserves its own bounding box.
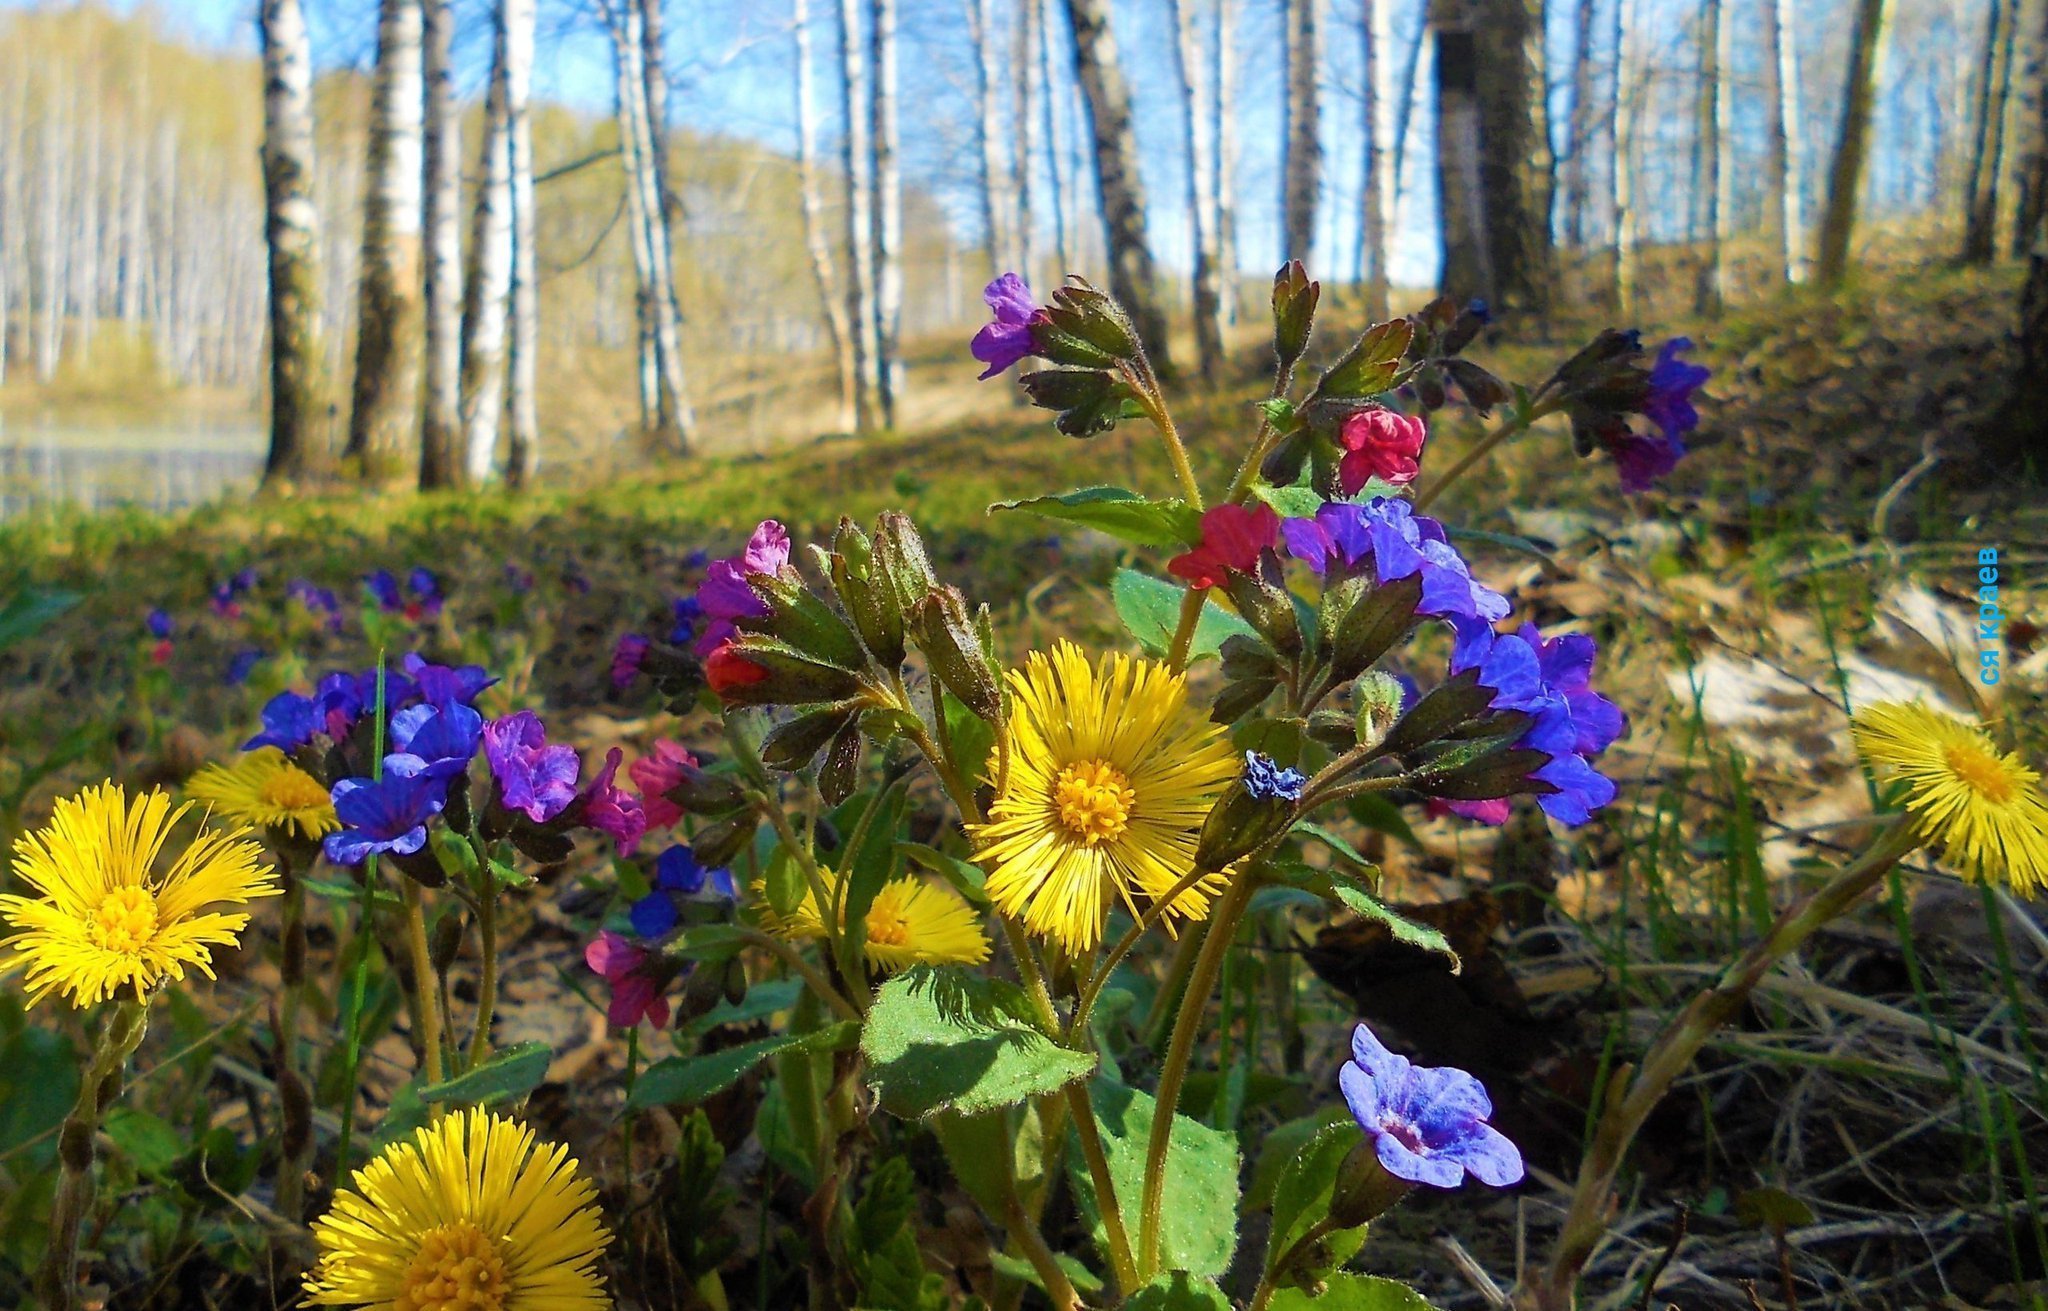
[1352,671,1407,751]
[691,813,759,869]
[761,703,860,772]
[430,910,466,973]
[874,512,940,616]
[1272,260,1319,367]
[749,567,870,672]
[1326,1140,1413,1228]
[1221,569,1303,658]
[1019,368,1128,438]
[829,518,906,667]
[908,587,1006,725]
[1324,574,1424,683]
[708,638,864,708]
[1046,278,1140,358]
[666,762,748,817]
[1195,751,1306,870]
[818,723,863,805]
[1260,427,1312,486]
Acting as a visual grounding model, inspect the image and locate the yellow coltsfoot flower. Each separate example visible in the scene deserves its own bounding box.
[969,641,1240,952]
[0,782,277,1008]
[754,867,990,970]
[1851,700,2048,896]
[305,1107,612,1310]
[186,747,340,840]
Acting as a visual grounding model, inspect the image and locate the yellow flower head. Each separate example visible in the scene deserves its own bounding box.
[1852,700,2048,896]
[186,747,340,840]
[1,782,277,1008]
[306,1106,612,1311]
[755,867,991,971]
[968,641,1240,952]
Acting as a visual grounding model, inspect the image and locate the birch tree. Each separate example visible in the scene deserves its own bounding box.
[505,0,539,484]
[1063,0,1173,370]
[1767,0,1807,282]
[418,0,462,488]
[1282,0,1321,265]
[872,0,904,426]
[345,0,425,473]
[1040,0,1076,278]
[1011,0,1040,279]
[1610,0,1636,309]
[2009,0,2048,257]
[1815,0,1892,286]
[1215,0,1241,322]
[1169,0,1225,378]
[1357,0,1394,319]
[839,0,882,430]
[971,0,1010,278]
[1695,0,1731,314]
[460,14,514,484]
[793,0,857,430]
[1964,0,2018,264]
[258,0,323,486]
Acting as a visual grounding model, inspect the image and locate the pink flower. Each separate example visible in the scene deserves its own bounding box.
[693,520,792,657]
[580,747,648,856]
[630,738,697,831]
[1167,503,1281,590]
[1337,408,1428,494]
[584,930,672,1029]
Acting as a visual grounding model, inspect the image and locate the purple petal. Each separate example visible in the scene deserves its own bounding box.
[1372,1126,1465,1189]
[1446,1122,1525,1187]
[1339,1059,1388,1128]
[1348,1022,1410,1084]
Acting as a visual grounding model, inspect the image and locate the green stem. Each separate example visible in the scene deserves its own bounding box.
[273,850,312,1225]
[1137,872,1259,1277]
[739,927,863,1023]
[1002,1194,1082,1311]
[1529,820,1921,1310]
[464,877,500,1071]
[400,880,445,1087]
[1250,1216,1343,1311]
[37,999,149,1311]
[1065,1080,1140,1296]
[1221,359,1301,506]
[1128,368,1205,512]
[1411,397,1560,514]
[622,1025,639,1199]
[1164,589,1207,671]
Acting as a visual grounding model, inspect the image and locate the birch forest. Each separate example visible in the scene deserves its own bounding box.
[0,0,2040,483]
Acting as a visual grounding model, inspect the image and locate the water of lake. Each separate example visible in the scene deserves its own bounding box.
[0,415,265,518]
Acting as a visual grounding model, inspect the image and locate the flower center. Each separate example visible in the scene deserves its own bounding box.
[1054,760,1136,844]
[88,887,158,956]
[1379,1112,1427,1154]
[867,905,912,948]
[1943,742,2018,805]
[397,1221,510,1311]
[259,766,332,812]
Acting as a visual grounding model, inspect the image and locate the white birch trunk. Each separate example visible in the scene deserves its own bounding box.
[1169,0,1224,377]
[794,0,857,430]
[505,0,539,485]
[1768,0,1807,282]
[258,0,324,484]
[419,0,463,487]
[460,14,515,485]
[345,0,424,470]
[839,0,882,431]
[872,0,903,425]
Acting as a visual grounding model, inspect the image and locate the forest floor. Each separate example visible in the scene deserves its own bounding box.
[0,262,2044,1310]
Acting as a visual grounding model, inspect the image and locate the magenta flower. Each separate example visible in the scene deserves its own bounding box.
[584,930,673,1029]
[1339,1022,1523,1189]
[1337,408,1428,494]
[970,273,1044,380]
[692,520,790,657]
[610,633,651,688]
[1166,504,1281,590]
[484,711,581,823]
[580,747,648,856]
[629,738,697,831]
[1641,338,1709,442]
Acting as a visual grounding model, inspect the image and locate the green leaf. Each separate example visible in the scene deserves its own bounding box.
[898,841,988,903]
[990,486,1204,548]
[1345,794,1423,851]
[1328,874,1460,973]
[1445,525,1554,562]
[631,1023,859,1110]
[670,923,754,965]
[101,1108,186,1177]
[304,876,405,911]
[1066,1078,1240,1279]
[1268,1122,1361,1267]
[840,782,909,970]
[1252,482,1325,520]
[0,1016,75,1165]
[1246,1106,1354,1211]
[676,978,804,1042]
[1298,823,1380,876]
[1265,1274,1433,1311]
[988,1251,1107,1299]
[943,691,997,790]
[420,1040,553,1107]
[0,587,82,650]
[1111,568,1257,663]
[1123,1272,1233,1311]
[861,967,1097,1118]
[1316,320,1415,399]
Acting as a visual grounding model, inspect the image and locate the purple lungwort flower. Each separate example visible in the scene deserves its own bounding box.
[400,652,497,707]
[692,521,790,657]
[629,844,738,938]
[1280,499,1511,624]
[580,747,648,857]
[145,608,174,639]
[408,567,440,599]
[1242,751,1307,802]
[611,633,651,689]
[1641,337,1709,442]
[223,649,265,686]
[365,569,404,612]
[1340,1022,1523,1188]
[244,690,321,752]
[387,701,485,781]
[484,711,581,823]
[669,595,701,645]
[1443,619,1624,826]
[323,760,450,866]
[970,273,1044,380]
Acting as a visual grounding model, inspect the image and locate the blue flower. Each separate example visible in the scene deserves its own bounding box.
[1641,337,1709,444]
[400,653,497,707]
[224,649,265,686]
[365,569,404,612]
[1280,499,1510,624]
[669,596,701,645]
[1339,1022,1523,1189]
[630,845,737,938]
[1444,619,1624,826]
[145,608,174,639]
[244,690,321,751]
[1242,751,1307,802]
[408,567,440,599]
[386,701,484,781]
[323,760,450,865]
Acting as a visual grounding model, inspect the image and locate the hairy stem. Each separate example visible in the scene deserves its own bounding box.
[1066,1080,1140,1295]
[400,880,445,1087]
[1002,1193,1082,1311]
[465,876,499,1071]
[1411,396,1559,513]
[274,851,313,1225]
[37,999,149,1311]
